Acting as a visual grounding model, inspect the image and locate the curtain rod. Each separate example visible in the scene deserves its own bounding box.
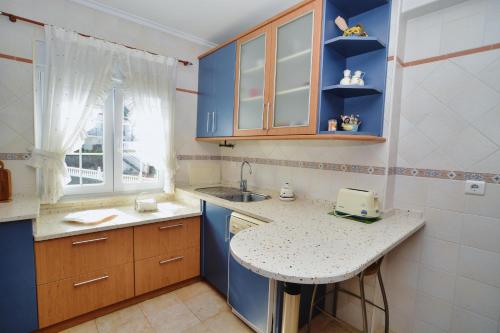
[0,11,193,66]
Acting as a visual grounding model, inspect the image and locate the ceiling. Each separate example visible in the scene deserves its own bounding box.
[71,0,303,47]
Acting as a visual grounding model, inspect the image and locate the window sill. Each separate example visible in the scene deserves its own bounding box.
[40,191,172,215]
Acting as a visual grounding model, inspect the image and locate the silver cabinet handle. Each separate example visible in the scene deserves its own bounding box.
[212,111,216,133]
[224,215,230,242]
[159,256,184,265]
[73,275,109,287]
[72,237,108,246]
[159,224,183,230]
[206,112,211,133]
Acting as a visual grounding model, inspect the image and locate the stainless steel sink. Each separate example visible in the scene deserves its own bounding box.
[195,186,271,203]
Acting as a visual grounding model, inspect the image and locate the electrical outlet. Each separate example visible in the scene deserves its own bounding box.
[465,180,485,195]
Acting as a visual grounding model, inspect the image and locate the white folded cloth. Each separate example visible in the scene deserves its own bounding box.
[63,209,119,224]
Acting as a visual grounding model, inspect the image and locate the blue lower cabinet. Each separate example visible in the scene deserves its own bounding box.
[202,201,231,296]
[0,220,38,333]
[228,252,272,333]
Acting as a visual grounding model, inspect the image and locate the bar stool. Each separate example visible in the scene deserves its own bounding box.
[307,257,389,333]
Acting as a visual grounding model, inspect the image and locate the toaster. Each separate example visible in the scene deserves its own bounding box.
[335,188,380,219]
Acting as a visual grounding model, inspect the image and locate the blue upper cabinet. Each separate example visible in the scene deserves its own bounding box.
[0,220,38,333]
[196,42,236,138]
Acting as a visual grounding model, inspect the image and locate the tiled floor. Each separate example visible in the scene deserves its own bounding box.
[61,281,348,333]
[61,282,252,333]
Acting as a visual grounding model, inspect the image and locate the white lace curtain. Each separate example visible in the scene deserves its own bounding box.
[120,50,178,193]
[30,25,178,203]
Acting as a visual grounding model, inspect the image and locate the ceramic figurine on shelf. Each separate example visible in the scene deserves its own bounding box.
[335,16,368,37]
[340,114,361,132]
[351,70,365,86]
[340,69,352,85]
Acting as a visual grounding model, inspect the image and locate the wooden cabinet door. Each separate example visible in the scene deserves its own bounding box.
[37,263,134,328]
[267,0,322,135]
[35,228,133,285]
[134,217,201,261]
[233,26,273,136]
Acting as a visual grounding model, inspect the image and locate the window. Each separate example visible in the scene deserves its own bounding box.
[61,90,164,195]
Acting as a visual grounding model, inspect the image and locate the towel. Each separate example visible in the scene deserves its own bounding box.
[63,209,119,224]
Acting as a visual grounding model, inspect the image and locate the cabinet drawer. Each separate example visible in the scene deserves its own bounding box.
[135,247,200,295]
[37,262,134,328]
[134,217,200,260]
[35,228,133,284]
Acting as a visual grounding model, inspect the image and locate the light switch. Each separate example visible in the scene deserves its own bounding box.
[465,180,485,195]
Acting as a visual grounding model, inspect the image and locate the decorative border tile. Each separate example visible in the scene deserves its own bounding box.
[177,155,500,184]
[0,153,31,160]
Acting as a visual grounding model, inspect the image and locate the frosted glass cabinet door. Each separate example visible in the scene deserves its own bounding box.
[269,1,321,135]
[234,27,270,136]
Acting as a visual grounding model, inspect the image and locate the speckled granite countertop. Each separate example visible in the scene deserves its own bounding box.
[177,185,425,284]
[35,200,200,241]
[0,195,40,223]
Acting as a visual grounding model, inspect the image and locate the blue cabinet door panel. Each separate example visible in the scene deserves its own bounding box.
[197,55,214,137]
[202,201,231,296]
[0,220,38,333]
[197,42,236,137]
[213,42,236,137]
[229,249,271,333]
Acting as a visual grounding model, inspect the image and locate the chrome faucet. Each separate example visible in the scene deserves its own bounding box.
[240,160,252,192]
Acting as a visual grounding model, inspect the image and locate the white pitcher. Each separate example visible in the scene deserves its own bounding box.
[351,70,365,86]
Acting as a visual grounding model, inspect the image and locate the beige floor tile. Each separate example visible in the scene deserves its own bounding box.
[182,322,215,333]
[183,288,230,321]
[203,311,253,333]
[299,313,333,333]
[142,299,201,333]
[173,282,214,302]
[140,292,182,318]
[96,305,154,333]
[60,320,98,333]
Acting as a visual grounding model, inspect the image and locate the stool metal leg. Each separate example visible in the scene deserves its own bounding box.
[358,272,369,333]
[332,283,339,317]
[307,285,318,333]
[377,268,389,333]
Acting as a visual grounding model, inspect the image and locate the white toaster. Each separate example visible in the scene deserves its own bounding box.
[335,188,380,219]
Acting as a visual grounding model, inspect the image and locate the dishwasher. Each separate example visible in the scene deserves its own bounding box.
[228,213,275,333]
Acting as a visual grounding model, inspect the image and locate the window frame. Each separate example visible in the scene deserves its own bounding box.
[34,41,164,198]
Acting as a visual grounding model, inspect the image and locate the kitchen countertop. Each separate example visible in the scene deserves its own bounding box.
[0,195,40,223]
[35,200,200,241]
[177,185,425,284]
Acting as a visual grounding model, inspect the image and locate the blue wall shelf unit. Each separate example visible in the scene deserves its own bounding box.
[318,0,391,137]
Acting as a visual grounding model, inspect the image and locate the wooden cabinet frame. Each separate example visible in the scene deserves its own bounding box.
[233,0,322,137]
[233,26,273,136]
[267,0,322,135]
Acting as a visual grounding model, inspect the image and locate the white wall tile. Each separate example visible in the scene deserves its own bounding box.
[423,207,463,243]
[454,276,500,321]
[418,264,456,302]
[440,13,485,54]
[450,306,498,333]
[461,214,500,254]
[473,105,500,147]
[465,184,500,219]
[415,292,453,332]
[426,179,466,213]
[458,245,500,288]
[413,319,448,333]
[420,237,459,274]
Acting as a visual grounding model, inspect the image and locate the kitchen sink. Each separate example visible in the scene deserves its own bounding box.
[195,186,271,203]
